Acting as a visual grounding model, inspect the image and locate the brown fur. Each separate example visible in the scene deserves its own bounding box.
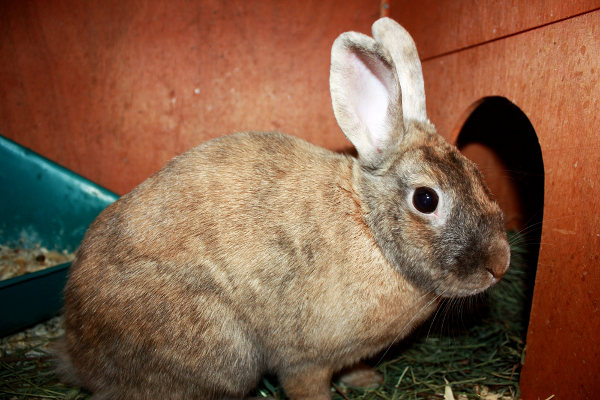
[57,18,509,399]
[60,132,438,399]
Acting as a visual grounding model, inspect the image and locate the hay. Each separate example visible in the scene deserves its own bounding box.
[0,244,75,281]
[0,232,530,399]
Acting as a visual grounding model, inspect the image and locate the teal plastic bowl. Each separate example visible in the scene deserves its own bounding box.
[0,135,118,336]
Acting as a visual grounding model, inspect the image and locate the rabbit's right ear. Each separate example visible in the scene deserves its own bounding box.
[330,32,404,169]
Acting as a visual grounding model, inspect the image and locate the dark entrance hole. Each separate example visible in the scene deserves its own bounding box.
[456,96,544,328]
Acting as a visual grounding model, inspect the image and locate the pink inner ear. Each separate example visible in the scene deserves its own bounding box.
[345,50,393,150]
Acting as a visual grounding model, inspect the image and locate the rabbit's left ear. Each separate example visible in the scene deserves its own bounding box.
[371,17,429,125]
[330,31,404,169]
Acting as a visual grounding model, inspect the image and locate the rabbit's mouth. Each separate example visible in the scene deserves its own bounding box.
[437,247,511,298]
[437,272,499,298]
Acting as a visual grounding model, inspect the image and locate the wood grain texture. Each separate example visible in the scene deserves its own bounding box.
[0,0,379,194]
[390,0,600,59]
[415,10,600,399]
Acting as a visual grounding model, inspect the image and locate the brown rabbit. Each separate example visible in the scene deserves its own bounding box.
[56,17,510,400]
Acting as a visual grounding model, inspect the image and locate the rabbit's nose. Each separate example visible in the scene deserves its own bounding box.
[487,262,509,280]
[487,238,511,280]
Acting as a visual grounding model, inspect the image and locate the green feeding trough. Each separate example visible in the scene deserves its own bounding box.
[0,135,118,336]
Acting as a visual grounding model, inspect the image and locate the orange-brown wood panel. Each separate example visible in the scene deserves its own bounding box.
[412,10,599,399]
[0,0,379,194]
[390,0,600,59]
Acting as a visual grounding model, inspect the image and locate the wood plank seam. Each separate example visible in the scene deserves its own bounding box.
[420,6,600,62]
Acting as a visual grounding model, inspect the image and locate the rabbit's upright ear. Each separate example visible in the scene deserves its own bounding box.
[330,31,404,169]
[371,17,429,126]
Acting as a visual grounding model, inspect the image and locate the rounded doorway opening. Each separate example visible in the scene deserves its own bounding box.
[455,96,544,334]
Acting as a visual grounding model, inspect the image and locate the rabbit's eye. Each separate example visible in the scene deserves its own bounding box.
[412,187,439,214]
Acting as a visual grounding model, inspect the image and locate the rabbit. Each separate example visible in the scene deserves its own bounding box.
[56,17,510,400]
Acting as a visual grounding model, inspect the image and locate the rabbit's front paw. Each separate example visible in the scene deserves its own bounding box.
[337,362,383,389]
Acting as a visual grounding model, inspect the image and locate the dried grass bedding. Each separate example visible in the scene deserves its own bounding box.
[0,244,75,281]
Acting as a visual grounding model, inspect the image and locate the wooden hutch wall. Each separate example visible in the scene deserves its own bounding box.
[0,0,378,195]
